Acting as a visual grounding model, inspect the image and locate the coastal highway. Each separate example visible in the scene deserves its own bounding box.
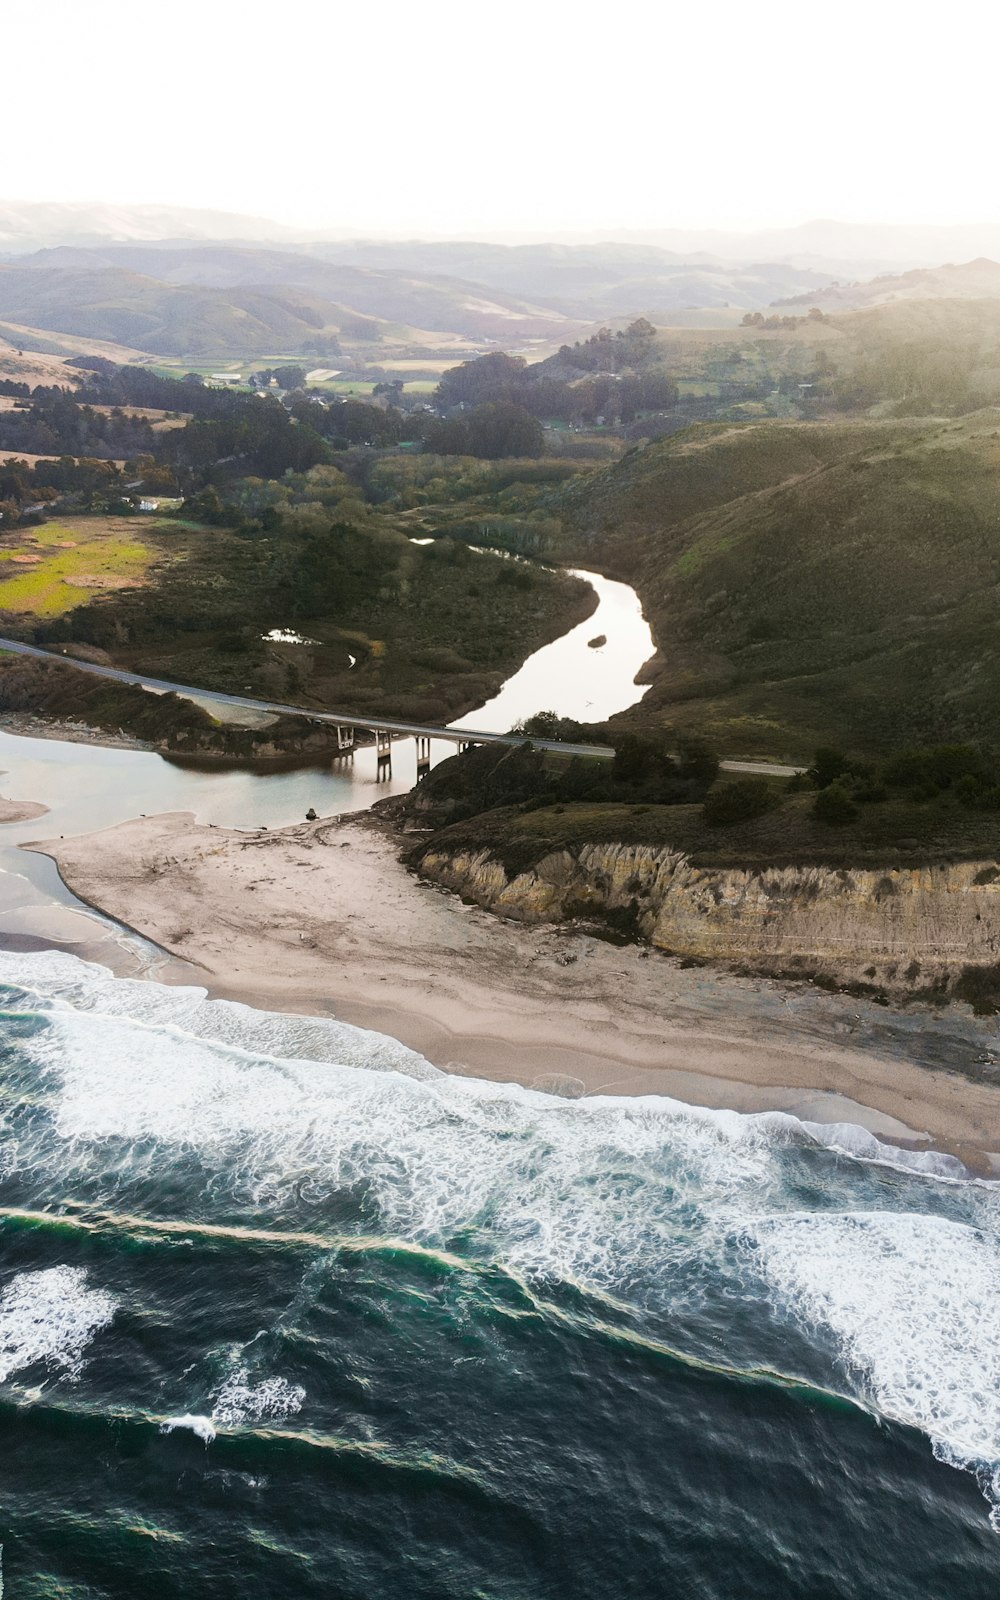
[0,637,806,774]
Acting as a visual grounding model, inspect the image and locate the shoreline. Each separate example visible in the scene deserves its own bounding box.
[0,711,154,753]
[24,808,1000,1169]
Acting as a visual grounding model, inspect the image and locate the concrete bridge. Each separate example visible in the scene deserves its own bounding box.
[0,638,614,766]
[0,638,804,780]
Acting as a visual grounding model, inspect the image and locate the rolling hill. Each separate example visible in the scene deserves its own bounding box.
[0,250,578,356]
[778,257,1000,312]
[559,413,1000,759]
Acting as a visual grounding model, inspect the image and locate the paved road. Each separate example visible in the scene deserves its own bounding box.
[720,758,807,777]
[0,638,807,775]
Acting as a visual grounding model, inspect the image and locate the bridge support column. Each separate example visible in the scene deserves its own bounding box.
[376,729,392,780]
[416,735,431,778]
[334,724,355,762]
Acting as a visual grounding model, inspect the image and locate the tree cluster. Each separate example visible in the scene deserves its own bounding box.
[740,309,827,329]
[409,726,720,822]
[432,322,676,429]
[420,402,544,459]
[0,394,156,461]
[807,742,1000,824]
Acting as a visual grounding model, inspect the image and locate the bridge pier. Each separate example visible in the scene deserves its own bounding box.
[333,724,355,762]
[416,735,431,778]
[376,729,392,780]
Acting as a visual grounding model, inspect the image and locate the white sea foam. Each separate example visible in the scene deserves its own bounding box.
[20,1008,781,1284]
[161,1413,217,1442]
[0,1265,116,1384]
[750,1210,1000,1517]
[211,1368,305,1429]
[797,1119,970,1180]
[0,947,438,1083]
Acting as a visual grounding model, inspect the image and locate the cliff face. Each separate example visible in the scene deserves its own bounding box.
[415,841,1000,1001]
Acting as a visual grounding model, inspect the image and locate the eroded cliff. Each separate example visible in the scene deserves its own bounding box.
[414,840,1000,1005]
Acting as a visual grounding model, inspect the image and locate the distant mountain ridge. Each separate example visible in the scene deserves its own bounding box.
[2,241,836,331]
[778,257,1000,311]
[7,202,1000,275]
[5,202,1000,360]
[0,252,577,356]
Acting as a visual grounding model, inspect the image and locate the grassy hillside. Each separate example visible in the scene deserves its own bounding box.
[0,255,576,357]
[780,257,1000,312]
[559,412,1000,759]
[0,266,366,358]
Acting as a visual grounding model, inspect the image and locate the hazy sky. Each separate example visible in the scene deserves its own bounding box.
[6,0,996,235]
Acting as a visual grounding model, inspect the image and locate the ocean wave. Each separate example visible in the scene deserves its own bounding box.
[161,1412,216,1443]
[4,948,1000,1524]
[747,1210,1000,1521]
[21,1001,781,1287]
[211,1367,305,1429]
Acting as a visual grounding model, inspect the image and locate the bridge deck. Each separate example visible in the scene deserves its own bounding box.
[0,639,614,759]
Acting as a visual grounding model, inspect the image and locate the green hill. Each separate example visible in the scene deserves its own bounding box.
[559,412,1000,760]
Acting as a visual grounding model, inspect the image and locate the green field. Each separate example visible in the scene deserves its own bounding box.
[0,517,168,617]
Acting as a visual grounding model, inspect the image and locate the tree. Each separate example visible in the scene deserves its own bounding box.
[436,352,528,410]
[466,403,544,459]
[676,734,720,788]
[273,365,308,391]
[808,746,848,789]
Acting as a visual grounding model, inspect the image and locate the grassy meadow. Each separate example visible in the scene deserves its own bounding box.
[0,516,179,617]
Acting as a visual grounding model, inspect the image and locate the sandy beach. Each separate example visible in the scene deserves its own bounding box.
[23,808,1000,1163]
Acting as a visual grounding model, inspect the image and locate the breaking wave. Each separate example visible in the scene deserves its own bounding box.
[1,948,999,1526]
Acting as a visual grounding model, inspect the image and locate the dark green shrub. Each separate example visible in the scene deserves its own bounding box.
[703,778,774,826]
[676,734,720,787]
[808,746,849,789]
[814,783,857,825]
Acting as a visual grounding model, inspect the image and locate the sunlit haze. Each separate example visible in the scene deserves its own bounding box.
[5,0,997,236]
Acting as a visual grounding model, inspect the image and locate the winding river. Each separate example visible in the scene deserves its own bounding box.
[450,568,653,731]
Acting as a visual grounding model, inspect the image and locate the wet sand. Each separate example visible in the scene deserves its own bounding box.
[25,809,1000,1163]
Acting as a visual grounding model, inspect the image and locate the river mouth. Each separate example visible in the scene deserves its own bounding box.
[0,567,653,971]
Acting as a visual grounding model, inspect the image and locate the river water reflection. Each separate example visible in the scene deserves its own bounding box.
[450,569,653,732]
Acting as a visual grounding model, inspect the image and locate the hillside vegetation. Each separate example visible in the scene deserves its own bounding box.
[15,512,595,728]
[559,412,1000,758]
